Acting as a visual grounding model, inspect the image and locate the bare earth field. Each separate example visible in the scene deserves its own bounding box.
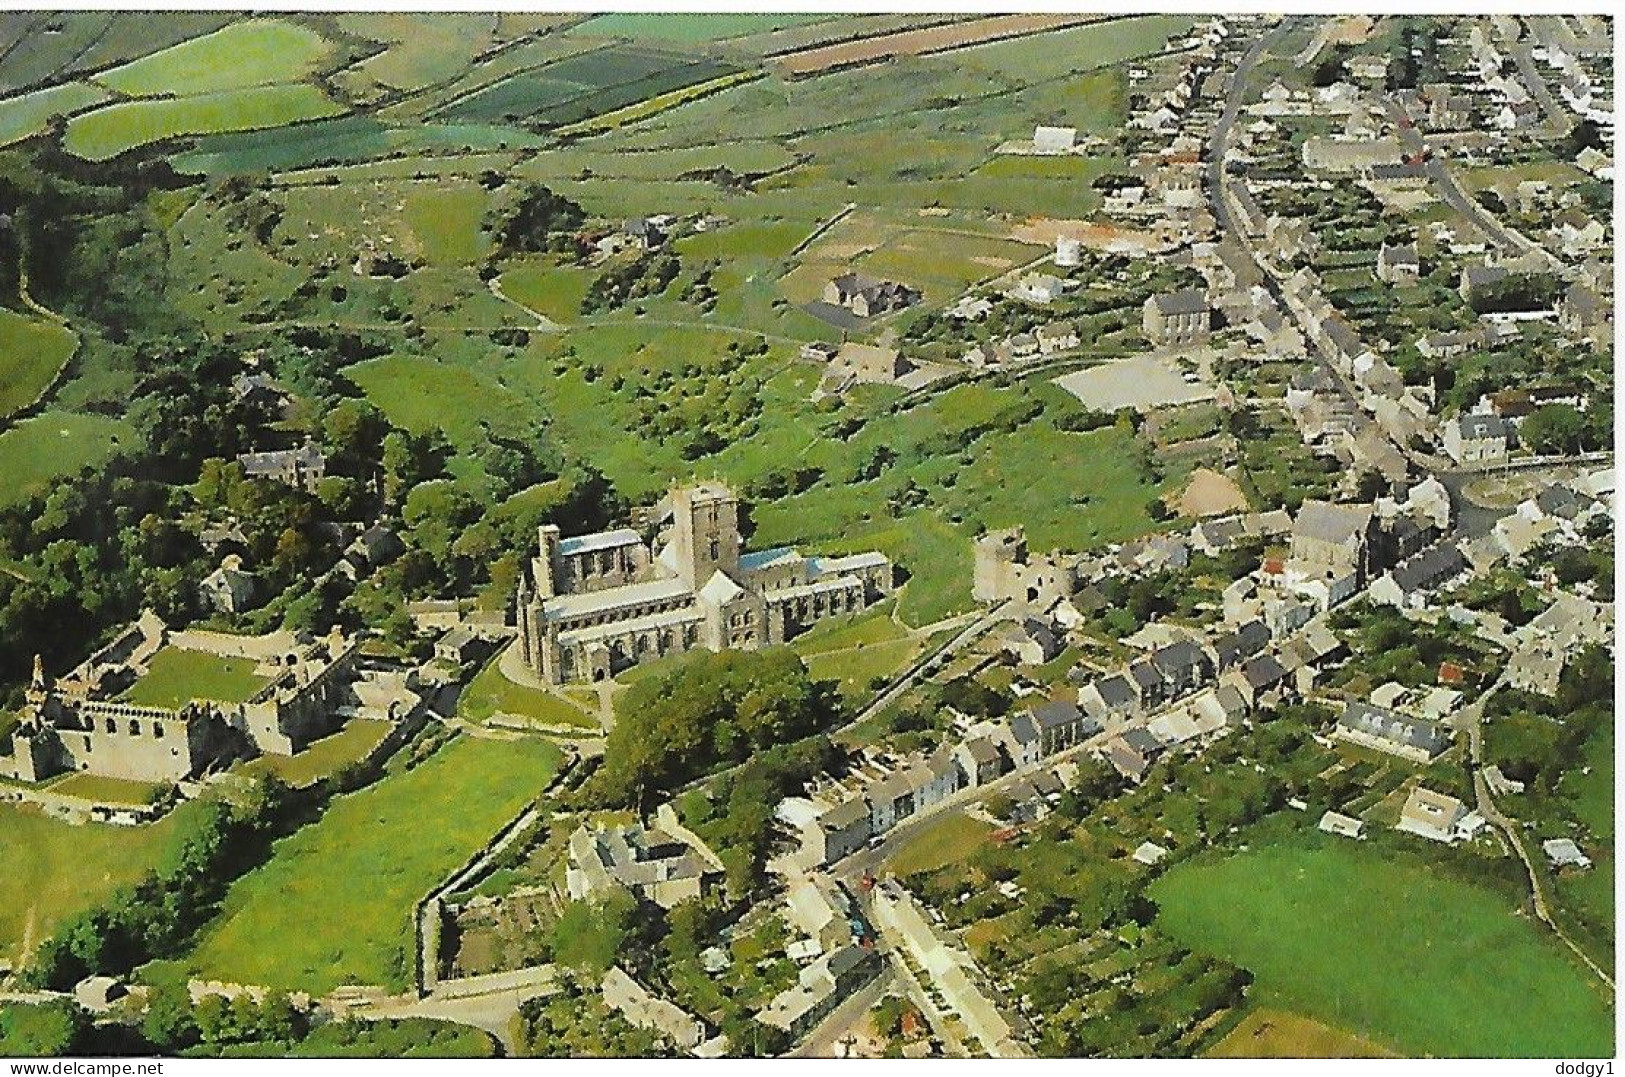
[1053,353,1215,412]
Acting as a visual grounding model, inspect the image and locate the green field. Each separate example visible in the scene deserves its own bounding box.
[1151,833,1615,1057]
[0,801,202,965]
[94,19,334,97]
[122,647,271,709]
[456,650,597,729]
[188,734,564,993]
[571,13,837,42]
[402,184,489,265]
[0,410,133,509]
[0,82,109,148]
[888,813,994,877]
[0,311,77,420]
[240,718,393,788]
[498,260,595,324]
[65,84,344,161]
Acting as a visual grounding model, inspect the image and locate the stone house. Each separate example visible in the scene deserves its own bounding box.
[1142,288,1212,347]
[823,273,918,317]
[1442,413,1512,466]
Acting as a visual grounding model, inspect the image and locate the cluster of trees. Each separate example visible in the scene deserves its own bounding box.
[581,251,681,314]
[1486,645,1612,791]
[591,646,839,807]
[515,980,664,1058]
[141,983,305,1055]
[28,779,293,990]
[1467,272,1561,315]
[488,184,586,258]
[685,736,845,897]
[1520,402,1609,457]
[0,1000,92,1057]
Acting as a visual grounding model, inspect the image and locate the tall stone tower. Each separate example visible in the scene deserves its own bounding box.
[669,482,741,588]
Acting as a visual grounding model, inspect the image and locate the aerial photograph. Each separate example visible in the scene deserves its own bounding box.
[0,8,1615,1062]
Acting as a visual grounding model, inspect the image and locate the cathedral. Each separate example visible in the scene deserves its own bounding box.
[517,482,893,683]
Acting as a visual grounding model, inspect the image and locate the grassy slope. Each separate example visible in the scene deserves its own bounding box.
[65,85,344,161]
[1151,833,1615,1057]
[188,734,563,993]
[0,801,205,964]
[94,19,333,97]
[0,410,132,509]
[0,311,77,420]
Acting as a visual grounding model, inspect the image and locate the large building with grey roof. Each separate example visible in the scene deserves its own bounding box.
[517,482,892,683]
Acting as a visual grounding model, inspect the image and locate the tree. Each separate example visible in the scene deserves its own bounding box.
[490,185,586,256]
[1519,404,1588,456]
[551,893,634,975]
[0,1000,91,1057]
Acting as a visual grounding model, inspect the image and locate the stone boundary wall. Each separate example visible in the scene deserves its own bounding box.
[168,627,299,662]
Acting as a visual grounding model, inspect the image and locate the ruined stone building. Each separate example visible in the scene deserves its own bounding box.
[1,620,381,785]
[516,482,893,684]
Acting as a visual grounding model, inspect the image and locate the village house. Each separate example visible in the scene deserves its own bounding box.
[200,554,257,615]
[567,821,722,909]
[758,943,880,1040]
[1396,786,1484,844]
[953,736,1006,788]
[517,482,892,684]
[1375,242,1420,285]
[237,442,326,493]
[1318,811,1365,839]
[823,342,914,391]
[1334,701,1450,763]
[1288,500,1376,588]
[1442,413,1513,466]
[1142,288,1212,347]
[1077,673,1139,726]
[1035,321,1080,354]
[1031,124,1077,154]
[1011,273,1067,305]
[601,968,707,1052]
[1368,543,1469,609]
[823,272,919,317]
[1543,838,1593,871]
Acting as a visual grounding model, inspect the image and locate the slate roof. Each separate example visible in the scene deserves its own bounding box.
[1338,701,1449,757]
[1152,287,1209,316]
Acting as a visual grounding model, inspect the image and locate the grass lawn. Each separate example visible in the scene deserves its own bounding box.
[0,801,202,965]
[1207,1007,1396,1059]
[457,649,597,728]
[240,718,392,788]
[804,638,920,702]
[1150,831,1615,1057]
[122,647,270,709]
[0,409,133,509]
[0,311,77,421]
[888,813,994,877]
[48,773,165,805]
[65,84,345,161]
[94,19,333,97]
[189,733,564,993]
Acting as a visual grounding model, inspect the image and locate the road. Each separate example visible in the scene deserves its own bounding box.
[1503,35,1572,137]
[788,965,895,1058]
[1382,96,1552,265]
